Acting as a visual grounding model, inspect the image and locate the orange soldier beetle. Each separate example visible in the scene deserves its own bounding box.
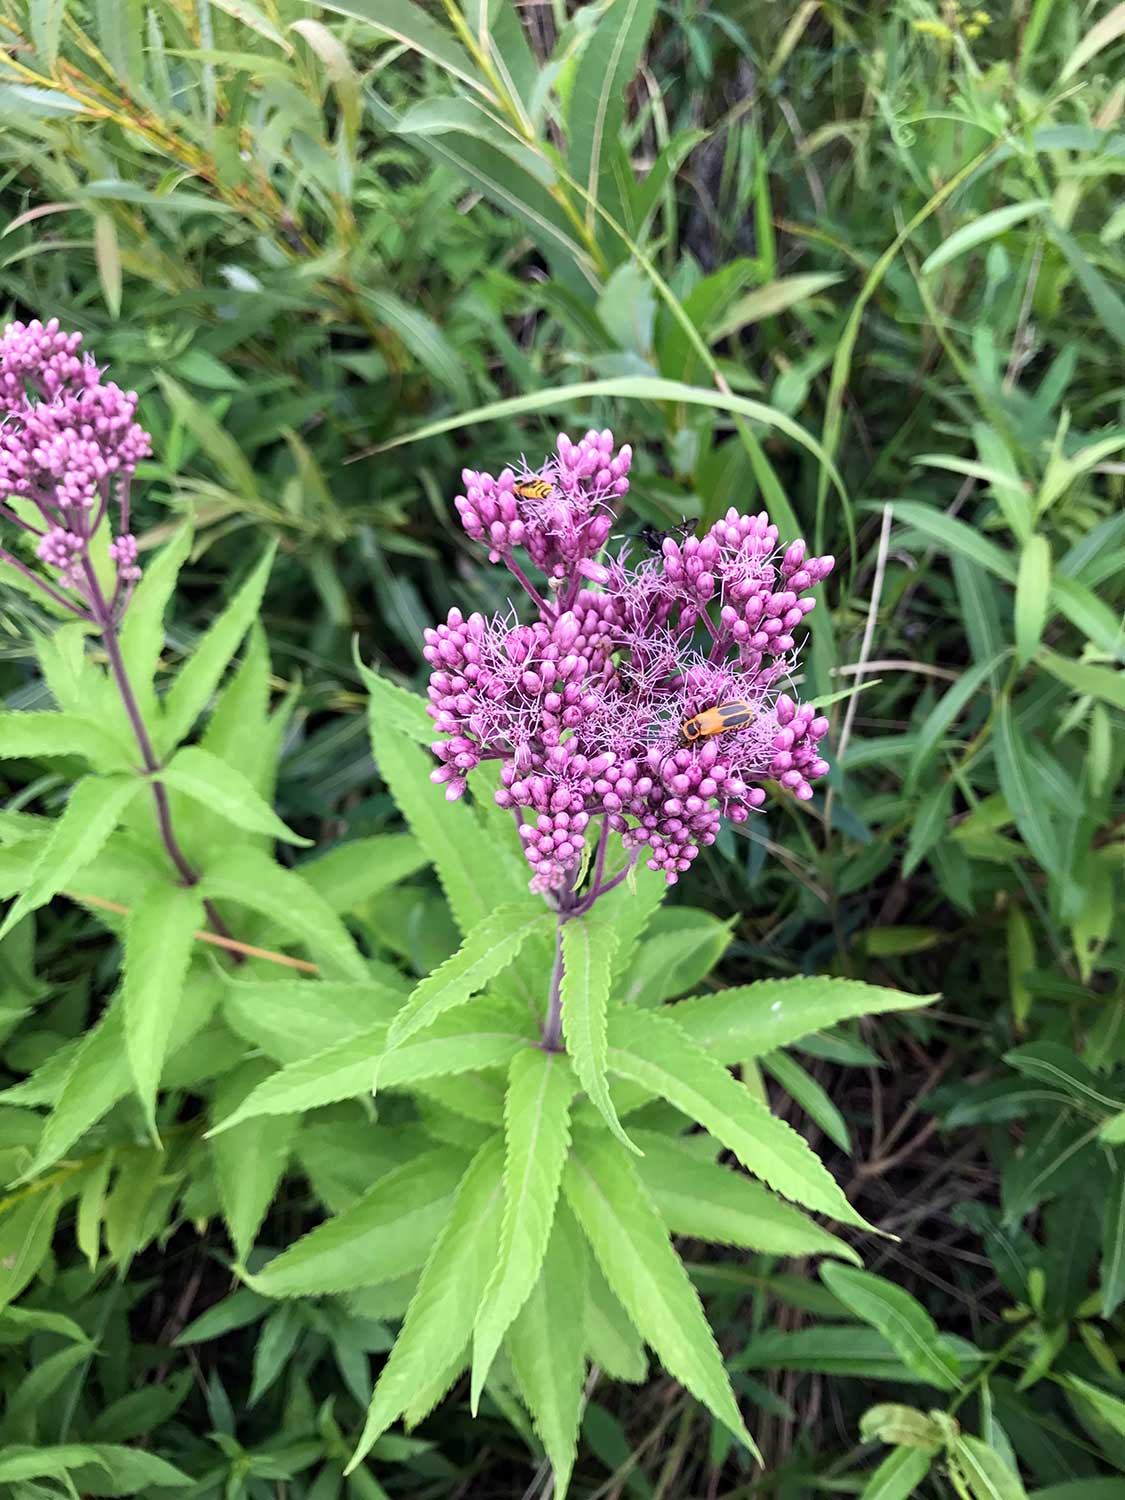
[513,478,554,501]
[680,700,755,744]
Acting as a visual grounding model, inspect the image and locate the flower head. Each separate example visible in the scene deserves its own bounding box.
[0,318,151,615]
[430,430,834,890]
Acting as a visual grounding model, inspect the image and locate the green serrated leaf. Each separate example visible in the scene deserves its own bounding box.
[118,527,193,728]
[507,1203,588,1500]
[561,918,634,1149]
[123,881,203,1132]
[472,1049,574,1409]
[607,1007,872,1227]
[564,1129,758,1458]
[160,745,309,846]
[349,1139,505,1471]
[211,1060,299,1262]
[820,1264,962,1390]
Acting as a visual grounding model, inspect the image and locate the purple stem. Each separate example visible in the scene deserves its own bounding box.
[0,548,90,619]
[503,554,552,616]
[80,555,239,953]
[0,504,46,538]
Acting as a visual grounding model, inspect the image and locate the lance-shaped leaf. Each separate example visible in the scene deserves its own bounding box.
[246,1152,466,1298]
[118,525,193,726]
[212,1060,299,1263]
[0,775,141,941]
[607,1007,871,1227]
[471,1049,574,1409]
[0,711,131,770]
[994,694,1058,871]
[158,541,276,753]
[820,1264,962,1390]
[123,881,204,1132]
[385,904,549,1052]
[211,1000,530,1132]
[634,1131,860,1264]
[159,746,310,846]
[671,976,934,1064]
[564,1129,757,1459]
[348,1139,506,1471]
[858,1449,933,1500]
[507,1204,589,1500]
[199,847,366,980]
[561,918,634,1149]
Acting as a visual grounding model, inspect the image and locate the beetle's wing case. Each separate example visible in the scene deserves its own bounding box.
[716,700,755,729]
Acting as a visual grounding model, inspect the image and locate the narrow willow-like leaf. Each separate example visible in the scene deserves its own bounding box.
[920,200,1049,275]
[890,500,1017,582]
[155,375,260,503]
[1039,652,1125,711]
[1014,535,1051,667]
[247,1152,466,1297]
[759,1050,852,1154]
[564,1130,758,1458]
[348,1140,505,1471]
[123,882,203,1132]
[560,918,634,1150]
[668,976,932,1068]
[386,905,549,1051]
[1102,1160,1125,1319]
[950,1435,1029,1500]
[159,542,276,752]
[906,654,1000,791]
[902,779,953,879]
[319,0,485,92]
[161,745,309,845]
[0,775,140,941]
[820,1264,962,1390]
[607,1007,870,1227]
[212,1060,299,1263]
[199,846,366,980]
[471,1049,574,1409]
[993,695,1058,870]
[507,1205,588,1500]
[858,1448,932,1500]
[635,1131,860,1263]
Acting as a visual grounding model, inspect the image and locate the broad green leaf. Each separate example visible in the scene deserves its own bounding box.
[858,1448,932,1500]
[906,654,999,790]
[820,1264,962,1390]
[902,779,953,879]
[211,1004,527,1131]
[0,1189,63,1311]
[561,918,633,1149]
[568,0,658,237]
[607,1008,870,1227]
[621,911,734,1008]
[0,775,141,941]
[248,1152,465,1298]
[507,1205,588,1500]
[294,835,427,915]
[397,96,554,185]
[672,976,933,1065]
[4,1340,95,1438]
[737,1323,968,1380]
[0,711,130,769]
[472,1049,574,1408]
[994,696,1058,870]
[160,745,309,846]
[1064,1374,1125,1438]
[320,0,484,91]
[1060,3,1125,80]
[386,905,549,1050]
[1103,1160,1125,1319]
[211,1060,299,1263]
[118,527,193,728]
[156,375,260,501]
[891,500,1016,582]
[365,289,470,405]
[222,975,403,1064]
[53,1444,191,1491]
[761,1049,852,1153]
[349,1140,505,1470]
[159,542,277,752]
[1014,536,1051,667]
[859,1404,945,1450]
[123,882,204,1132]
[564,1130,758,1458]
[711,273,844,339]
[921,200,1050,275]
[368,377,846,501]
[1039,653,1125,712]
[365,664,498,932]
[199,846,366,979]
[951,1435,1029,1500]
[634,1131,859,1263]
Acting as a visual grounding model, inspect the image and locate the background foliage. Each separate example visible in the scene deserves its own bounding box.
[0,0,1121,1494]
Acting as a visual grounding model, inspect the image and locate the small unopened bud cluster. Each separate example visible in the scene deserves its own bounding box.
[0,319,151,618]
[425,430,834,891]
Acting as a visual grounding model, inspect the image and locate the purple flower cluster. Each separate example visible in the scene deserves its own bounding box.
[425,430,834,892]
[0,319,149,612]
